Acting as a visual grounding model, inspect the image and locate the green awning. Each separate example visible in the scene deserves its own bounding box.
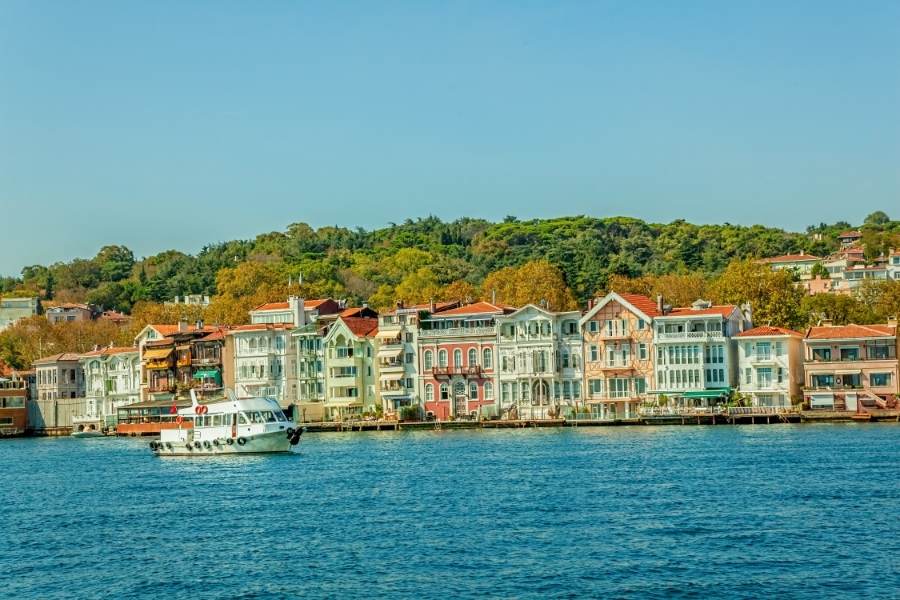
[683,388,731,399]
[192,369,221,380]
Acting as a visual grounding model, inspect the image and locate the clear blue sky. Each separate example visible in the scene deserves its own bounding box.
[1,1,898,276]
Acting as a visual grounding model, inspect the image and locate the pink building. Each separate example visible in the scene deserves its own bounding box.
[418,302,513,420]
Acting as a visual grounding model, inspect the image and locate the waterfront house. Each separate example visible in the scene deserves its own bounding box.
[735,326,804,408]
[580,292,659,419]
[0,296,40,331]
[418,301,511,421]
[375,302,456,420]
[31,353,86,432]
[496,303,583,420]
[77,347,141,430]
[225,323,295,407]
[651,300,752,408]
[0,372,30,436]
[321,316,379,420]
[249,297,341,325]
[803,321,899,411]
[134,321,219,402]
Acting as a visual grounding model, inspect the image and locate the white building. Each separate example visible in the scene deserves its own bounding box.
[375,303,427,419]
[495,304,583,419]
[652,300,752,407]
[78,347,142,429]
[735,326,804,408]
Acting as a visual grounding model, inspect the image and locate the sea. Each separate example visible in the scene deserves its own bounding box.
[2,424,899,599]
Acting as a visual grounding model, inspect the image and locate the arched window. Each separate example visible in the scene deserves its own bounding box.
[454,381,466,396]
[454,349,462,367]
[438,349,448,367]
[572,353,580,369]
[249,338,257,351]
[483,348,493,369]
[425,384,434,401]
[439,383,449,400]
[260,337,268,350]
[424,350,433,370]
[484,381,494,400]
[469,382,478,400]
[468,348,477,366]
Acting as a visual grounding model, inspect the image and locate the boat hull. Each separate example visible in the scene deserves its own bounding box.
[152,430,299,456]
[71,431,107,439]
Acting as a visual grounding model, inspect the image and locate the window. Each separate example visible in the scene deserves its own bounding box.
[757,342,771,360]
[589,321,598,333]
[440,383,449,400]
[405,352,414,364]
[638,319,646,330]
[468,348,477,366]
[469,382,478,400]
[589,379,603,395]
[638,343,648,360]
[590,345,598,362]
[839,347,859,361]
[561,351,569,369]
[424,350,433,370]
[484,382,494,400]
[425,384,434,401]
[871,373,892,387]
[812,348,831,361]
[453,349,462,367]
[745,368,751,385]
[757,368,773,388]
[438,350,448,367]
[502,383,510,402]
[455,381,466,396]
[482,348,492,369]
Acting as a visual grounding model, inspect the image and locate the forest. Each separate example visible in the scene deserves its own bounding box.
[1,211,900,370]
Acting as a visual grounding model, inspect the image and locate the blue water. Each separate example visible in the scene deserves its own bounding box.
[2,425,900,599]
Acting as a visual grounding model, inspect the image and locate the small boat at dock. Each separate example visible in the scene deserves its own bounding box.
[150,390,302,456]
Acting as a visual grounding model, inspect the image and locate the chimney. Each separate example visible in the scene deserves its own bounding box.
[178,319,188,333]
[491,288,497,305]
[396,300,404,310]
[288,296,305,327]
[656,295,664,314]
[587,298,593,310]
[196,319,204,330]
[800,250,805,256]
[430,298,435,313]
[821,318,834,327]
[888,316,898,328]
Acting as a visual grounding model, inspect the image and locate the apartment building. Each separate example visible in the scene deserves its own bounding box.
[735,326,804,408]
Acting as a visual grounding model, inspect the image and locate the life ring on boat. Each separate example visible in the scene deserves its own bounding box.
[165,442,173,450]
[213,439,221,446]
[149,441,158,450]
[203,440,212,449]
[237,437,247,446]
[226,438,234,445]
[176,416,184,424]
[185,442,193,450]
[195,405,209,415]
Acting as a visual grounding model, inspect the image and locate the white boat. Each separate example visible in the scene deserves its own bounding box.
[71,424,107,438]
[151,390,302,456]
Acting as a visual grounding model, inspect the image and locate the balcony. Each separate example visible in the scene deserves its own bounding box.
[378,361,404,372]
[597,361,635,371]
[431,366,483,378]
[657,331,726,342]
[420,326,496,338]
[191,356,221,366]
[145,360,173,371]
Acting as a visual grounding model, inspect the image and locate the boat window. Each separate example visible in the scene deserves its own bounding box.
[248,411,266,424]
[238,412,249,424]
[211,414,222,427]
[260,410,278,423]
[274,411,287,422]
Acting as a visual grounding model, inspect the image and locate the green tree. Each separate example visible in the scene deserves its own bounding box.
[709,260,807,329]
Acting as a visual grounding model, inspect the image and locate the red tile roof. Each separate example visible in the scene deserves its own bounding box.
[149,324,218,336]
[736,326,803,338]
[757,253,820,263]
[341,317,379,337]
[615,292,663,318]
[384,301,460,315]
[252,299,332,312]
[80,346,139,357]
[838,230,862,238]
[805,324,896,340]
[432,301,509,317]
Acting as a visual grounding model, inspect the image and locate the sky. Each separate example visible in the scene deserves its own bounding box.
[1,1,898,276]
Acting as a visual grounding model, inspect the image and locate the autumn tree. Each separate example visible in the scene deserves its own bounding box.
[709,260,808,329]
[603,273,708,308]
[481,260,577,310]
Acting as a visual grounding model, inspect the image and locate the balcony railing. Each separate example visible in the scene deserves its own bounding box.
[420,326,496,338]
[657,331,726,341]
[432,366,483,378]
[191,356,221,365]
